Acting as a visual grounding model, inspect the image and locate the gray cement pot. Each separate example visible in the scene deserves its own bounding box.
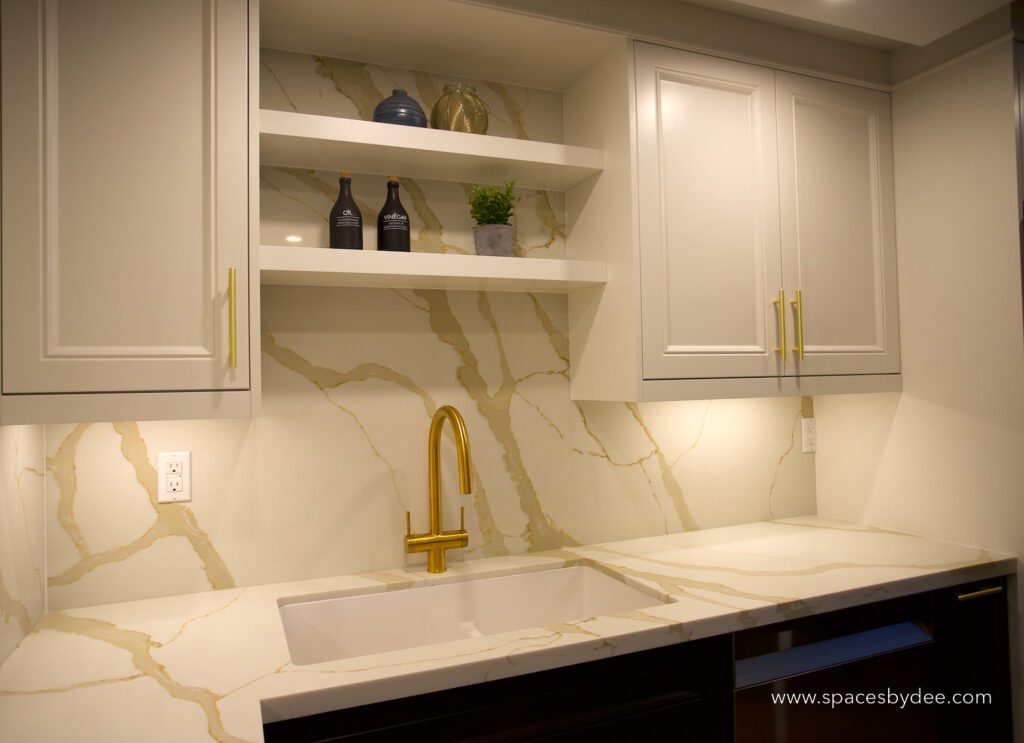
[473,224,515,257]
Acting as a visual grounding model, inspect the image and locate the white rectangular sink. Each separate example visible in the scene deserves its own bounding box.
[278,565,670,665]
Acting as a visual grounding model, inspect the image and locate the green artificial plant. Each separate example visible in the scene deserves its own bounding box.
[469,181,516,225]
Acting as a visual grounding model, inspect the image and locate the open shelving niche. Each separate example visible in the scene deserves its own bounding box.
[258,110,607,294]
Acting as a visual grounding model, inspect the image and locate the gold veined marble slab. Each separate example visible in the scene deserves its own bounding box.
[0,517,1013,743]
[0,426,45,669]
[35,45,817,617]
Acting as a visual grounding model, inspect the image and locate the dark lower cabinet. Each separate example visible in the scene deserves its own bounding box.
[933,578,1013,742]
[264,635,733,742]
[265,577,1012,743]
[735,635,939,742]
[734,577,1012,743]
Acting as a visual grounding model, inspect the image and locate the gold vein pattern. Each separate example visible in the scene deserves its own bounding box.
[48,423,235,592]
[0,426,45,667]
[0,518,1014,742]
[19,50,821,611]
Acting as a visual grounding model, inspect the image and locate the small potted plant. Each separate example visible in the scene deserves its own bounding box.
[469,180,516,257]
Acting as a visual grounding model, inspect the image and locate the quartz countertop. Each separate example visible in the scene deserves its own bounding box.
[0,516,1014,743]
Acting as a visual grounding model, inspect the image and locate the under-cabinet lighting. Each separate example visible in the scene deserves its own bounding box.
[285,235,302,243]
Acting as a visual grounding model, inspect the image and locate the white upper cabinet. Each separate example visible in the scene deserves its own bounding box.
[1,0,250,411]
[566,41,901,401]
[635,45,783,380]
[775,71,900,376]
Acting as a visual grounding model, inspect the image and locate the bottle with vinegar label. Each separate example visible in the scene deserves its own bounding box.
[329,172,363,249]
[377,176,410,252]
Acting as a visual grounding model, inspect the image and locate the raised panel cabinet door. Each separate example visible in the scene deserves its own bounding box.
[1017,42,1024,337]
[1,0,249,394]
[636,43,785,380]
[776,71,900,376]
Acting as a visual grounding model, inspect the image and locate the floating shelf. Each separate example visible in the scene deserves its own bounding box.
[259,110,604,191]
[260,245,607,294]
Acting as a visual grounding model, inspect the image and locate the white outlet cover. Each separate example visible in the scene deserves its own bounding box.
[801,418,817,453]
[157,451,192,503]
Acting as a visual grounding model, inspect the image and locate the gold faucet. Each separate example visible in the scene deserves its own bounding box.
[405,405,472,573]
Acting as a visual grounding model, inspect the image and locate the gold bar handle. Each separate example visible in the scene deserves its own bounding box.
[790,289,805,361]
[406,511,412,537]
[956,586,1003,602]
[773,289,787,361]
[228,268,237,369]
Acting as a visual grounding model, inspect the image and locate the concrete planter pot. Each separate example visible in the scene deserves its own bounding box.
[473,224,515,257]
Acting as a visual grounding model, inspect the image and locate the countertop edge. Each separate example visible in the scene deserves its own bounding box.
[259,554,1016,724]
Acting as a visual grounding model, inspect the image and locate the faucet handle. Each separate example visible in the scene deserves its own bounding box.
[459,506,465,531]
[405,511,412,537]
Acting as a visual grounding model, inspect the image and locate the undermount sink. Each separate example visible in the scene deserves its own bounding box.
[278,565,671,665]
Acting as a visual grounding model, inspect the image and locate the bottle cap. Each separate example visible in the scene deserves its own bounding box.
[388,175,399,183]
[340,171,350,178]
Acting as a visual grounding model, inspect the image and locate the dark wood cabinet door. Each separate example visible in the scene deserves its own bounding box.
[735,643,938,743]
[264,635,733,743]
[734,577,1013,743]
[933,577,1012,743]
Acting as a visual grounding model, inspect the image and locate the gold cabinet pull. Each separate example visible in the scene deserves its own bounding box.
[956,586,1003,602]
[790,289,805,360]
[773,289,787,361]
[228,268,237,369]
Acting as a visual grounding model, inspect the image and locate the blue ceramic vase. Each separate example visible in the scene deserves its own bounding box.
[373,89,427,127]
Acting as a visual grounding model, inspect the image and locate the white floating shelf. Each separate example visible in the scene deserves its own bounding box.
[259,109,603,191]
[260,245,607,294]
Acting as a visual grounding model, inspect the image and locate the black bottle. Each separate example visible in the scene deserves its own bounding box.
[377,176,411,252]
[329,172,363,249]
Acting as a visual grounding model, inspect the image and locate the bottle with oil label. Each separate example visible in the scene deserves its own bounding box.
[377,176,410,252]
[329,172,363,249]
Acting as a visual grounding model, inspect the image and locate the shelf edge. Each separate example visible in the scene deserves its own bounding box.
[259,246,607,294]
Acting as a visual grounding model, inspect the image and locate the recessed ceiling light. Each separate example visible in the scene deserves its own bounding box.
[285,235,302,243]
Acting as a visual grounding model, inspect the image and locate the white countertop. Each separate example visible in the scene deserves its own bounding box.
[0,516,1014,743]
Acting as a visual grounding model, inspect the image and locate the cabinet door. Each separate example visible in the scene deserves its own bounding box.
[265,636,732,742]
[1,0,249,394]
[776,72,899,376]
[636,44,785,380]
[934,579,1013,742]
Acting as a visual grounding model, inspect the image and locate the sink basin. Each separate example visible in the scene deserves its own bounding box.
[278,565,670,665]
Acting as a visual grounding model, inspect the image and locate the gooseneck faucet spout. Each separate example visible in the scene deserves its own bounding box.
[405,405,472,573]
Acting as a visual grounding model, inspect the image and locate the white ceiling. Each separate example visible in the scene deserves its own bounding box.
[680,0,1013,48]
[261,0,1014,91]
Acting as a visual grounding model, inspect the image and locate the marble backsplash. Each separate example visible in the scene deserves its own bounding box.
[261,47,567,255]
[0,426,45,665]
[36,50,816,611]
[43,288,815,610]
[261,167,566,258]
[41,337,815,609]
[261,47,565,144]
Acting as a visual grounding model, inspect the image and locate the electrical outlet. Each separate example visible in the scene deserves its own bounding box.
[157,451,192,503]
[801,418,817,453]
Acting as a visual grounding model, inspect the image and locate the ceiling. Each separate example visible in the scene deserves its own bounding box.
[261,0,1014,91]
[679,0,1013,48]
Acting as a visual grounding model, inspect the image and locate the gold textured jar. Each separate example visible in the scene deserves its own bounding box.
[430,83,489,134]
